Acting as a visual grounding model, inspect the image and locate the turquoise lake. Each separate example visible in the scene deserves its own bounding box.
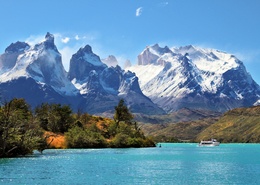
[0,143,260,185]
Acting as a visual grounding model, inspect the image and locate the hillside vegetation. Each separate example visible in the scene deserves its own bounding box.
[196,106,260,143]
[141,117,219,142]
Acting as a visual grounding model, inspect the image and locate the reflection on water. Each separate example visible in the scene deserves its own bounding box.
[0,144,260,185]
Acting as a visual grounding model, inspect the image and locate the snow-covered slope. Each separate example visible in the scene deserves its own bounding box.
[0,41,29,75]
[0,32,78,96]
[0,33,81,109]
[1,34,259,114]
[68,45,165,114]
[0,33,164,114]
[127,44,260,112]
[127,64,163,87]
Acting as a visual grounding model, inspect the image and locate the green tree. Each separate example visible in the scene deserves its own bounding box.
[35,103,73,133]
[0,98,43,157]
[114,99,133,127]
[34,103,49,130]
[109,99,155,148]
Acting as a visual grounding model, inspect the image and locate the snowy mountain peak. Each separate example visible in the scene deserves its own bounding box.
[102,55,118,67]
[33,32,58,52]
[128,44,260,112]
[0,42,30,74]
[5,41,30,53]
[68,47,165,114]
[138,44,173,66]
[150,44,172,55]
[141,44,172,56]
[0,32,78,97]
[74,45,105,67]
[45,32,54,42]
[179,44,196,51]
[80,45,92,54]
[68,45,106,82]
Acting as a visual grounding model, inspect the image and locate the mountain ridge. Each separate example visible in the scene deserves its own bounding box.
[0,34,260,115]
[68,44,164,114]
[0,33,164,115]
[127,44,260,113]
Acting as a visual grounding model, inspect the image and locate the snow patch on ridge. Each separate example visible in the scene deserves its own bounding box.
[83,53,104,67]
[126,64,163,87]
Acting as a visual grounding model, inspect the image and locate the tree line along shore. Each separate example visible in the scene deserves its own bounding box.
[0,98,154,158]
[2,98,260,158]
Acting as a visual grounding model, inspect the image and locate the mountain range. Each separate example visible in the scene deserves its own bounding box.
[0,33,163,115]
[127,44,260,112]
[0,32,260,115]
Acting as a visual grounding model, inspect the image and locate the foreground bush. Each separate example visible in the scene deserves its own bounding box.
[65,126,107,148]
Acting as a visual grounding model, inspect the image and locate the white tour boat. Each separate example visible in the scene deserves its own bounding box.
[199,139,220,146]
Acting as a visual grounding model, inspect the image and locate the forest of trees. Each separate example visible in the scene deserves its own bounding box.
[0,98,155,158]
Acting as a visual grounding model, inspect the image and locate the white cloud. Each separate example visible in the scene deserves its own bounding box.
[233,49,260,64]
[61,37,70,44]
[136,7,143,17]
[73,33,97,42]
[25,34,45,46]
[75,35,80,40]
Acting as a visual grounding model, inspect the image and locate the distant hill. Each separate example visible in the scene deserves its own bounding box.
[138,108,220,142]
[140,106,260,143]
[140,117,219,142]
[196,106,260,143]
[134,108,221,124]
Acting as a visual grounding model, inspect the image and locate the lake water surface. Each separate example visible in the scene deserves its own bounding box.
[0,143,260,185]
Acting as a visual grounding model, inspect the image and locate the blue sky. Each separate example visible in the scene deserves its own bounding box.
[1,0,260,83]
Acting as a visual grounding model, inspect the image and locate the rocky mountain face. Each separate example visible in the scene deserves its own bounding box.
[0,33,80,109]
[68,45,165,114]
[127,44,260,113]
[0,33,164,115]
[0,41,29,75]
